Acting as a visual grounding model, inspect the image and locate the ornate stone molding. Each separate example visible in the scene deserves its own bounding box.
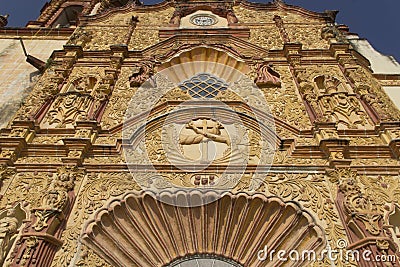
[329,169,400,266]
[82,191,326,267]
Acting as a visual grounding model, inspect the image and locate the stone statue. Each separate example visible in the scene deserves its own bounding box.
[0,208,18,262]
[42,168,76,211]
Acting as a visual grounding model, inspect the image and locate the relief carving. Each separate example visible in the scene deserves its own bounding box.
[51,172,140,267]
[129,61,155,87]
[68,28,92,48]
[0,166,15,189]
[0,204,26,266]
[321,25,336,40]
[13,70,62,121]
[296,68,371,128]
[252,172,348,265]
[31,167,81,232]
[43,93,92,128]
[0,208,18,263]
[338,177,382,235]
[384,203,400,250]
[262,66,311,128]
[254,63,281,88]
[40,167,77,212]
[347,67,400,121]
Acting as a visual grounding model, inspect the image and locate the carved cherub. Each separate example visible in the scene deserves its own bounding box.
[42,168,76,211]
[0,208,18,263]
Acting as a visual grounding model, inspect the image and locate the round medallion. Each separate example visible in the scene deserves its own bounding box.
[190,14,217,26]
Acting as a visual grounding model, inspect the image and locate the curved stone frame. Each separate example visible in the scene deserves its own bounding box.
[166,254,243,267]
[81,191,326,267]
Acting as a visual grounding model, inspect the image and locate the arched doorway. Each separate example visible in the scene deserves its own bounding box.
[167,254,243,267]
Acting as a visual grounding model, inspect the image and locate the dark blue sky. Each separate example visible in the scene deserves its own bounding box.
[1,0,399,61]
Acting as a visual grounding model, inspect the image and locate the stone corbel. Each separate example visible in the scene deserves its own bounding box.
[61,121,98,165]
[314,123,351,168]
[329,43,357,68]
[109,44,128,70]
[283,43,302,67]
[54,45,83,78]
[0,129,31,165]
[0,126,35,165]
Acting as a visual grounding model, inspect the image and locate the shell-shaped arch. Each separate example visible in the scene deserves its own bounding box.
[158,47,250,84]
[82,191,326,267]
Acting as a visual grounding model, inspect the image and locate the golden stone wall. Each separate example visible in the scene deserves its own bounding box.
[0,1,399,266]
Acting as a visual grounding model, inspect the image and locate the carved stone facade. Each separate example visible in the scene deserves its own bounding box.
[0,0,400,266]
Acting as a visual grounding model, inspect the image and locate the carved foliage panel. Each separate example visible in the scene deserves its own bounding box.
[2,171,82,208]
[357,174,400,212]
[233,6,323,24]
[0,166,16,199]
[0,172,48,209]
[347,67,400,121]
[249,26,283,50]
[251,173,350,266]
[129,28,159,50]
[135,8,176,26]
[12,68,61,122]
[81,26,129,50]
[328,168,400,257]
[90,7,175,26]
[285,25,329,49]
[51,172,141,267]
[91,13,137,26]
[263,65,311,129]
[101,67,138,129]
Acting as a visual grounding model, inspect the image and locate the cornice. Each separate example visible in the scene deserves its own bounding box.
[79,0,174,25]
[235,0,336,23]
[0,27,74,38]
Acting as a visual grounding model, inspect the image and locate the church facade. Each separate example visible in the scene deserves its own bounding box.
[0,0,400,266]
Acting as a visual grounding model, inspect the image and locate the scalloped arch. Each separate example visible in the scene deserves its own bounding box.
[82,191,326,267]
[158,47,250,84]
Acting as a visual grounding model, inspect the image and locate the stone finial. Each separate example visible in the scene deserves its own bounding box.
[324,10,339,23]
[0,14,9,28]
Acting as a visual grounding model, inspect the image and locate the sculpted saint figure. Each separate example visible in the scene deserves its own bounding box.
[0,208,18,262]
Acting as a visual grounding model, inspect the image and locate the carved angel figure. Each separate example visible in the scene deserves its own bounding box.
[42,168,76,211]
[0,208,18,262]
